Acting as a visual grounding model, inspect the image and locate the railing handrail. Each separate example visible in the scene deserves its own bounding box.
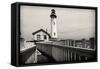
[36,42,95,55]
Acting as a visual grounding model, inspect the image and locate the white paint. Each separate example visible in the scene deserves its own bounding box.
[51,17,58,38]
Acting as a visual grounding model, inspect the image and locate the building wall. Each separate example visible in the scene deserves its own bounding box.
[51,18,58,38]
[33,31,49,41]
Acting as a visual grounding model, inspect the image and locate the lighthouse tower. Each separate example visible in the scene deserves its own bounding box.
[50,9,58,39]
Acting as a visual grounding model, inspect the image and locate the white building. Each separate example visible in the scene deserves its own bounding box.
[32,29,51,41]
[50,9,58,39]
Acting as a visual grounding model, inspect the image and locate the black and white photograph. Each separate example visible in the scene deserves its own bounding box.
[11,2,97,66]
[19,4,97,65]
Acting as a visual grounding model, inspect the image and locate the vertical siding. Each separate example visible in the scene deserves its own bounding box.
[52,46,64,62]
[36,42,96,63]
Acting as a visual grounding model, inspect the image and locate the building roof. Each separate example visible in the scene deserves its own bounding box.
[32,29,51,38]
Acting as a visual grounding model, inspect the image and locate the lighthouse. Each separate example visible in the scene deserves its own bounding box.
[50,9,58,39]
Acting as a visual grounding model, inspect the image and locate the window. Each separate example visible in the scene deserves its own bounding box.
[54,32,56,36]
[54,22,55,25]
[44,35,47,39]
[37,34,40,40]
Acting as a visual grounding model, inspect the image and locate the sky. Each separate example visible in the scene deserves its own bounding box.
[20,5,95,40]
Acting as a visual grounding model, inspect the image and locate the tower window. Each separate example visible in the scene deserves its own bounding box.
[54,22,55,25]
[54,32,56,36]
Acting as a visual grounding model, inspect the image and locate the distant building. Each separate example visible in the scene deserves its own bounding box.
[60,39,75,47]
[32,29,51,41]
[85,40,90,48]
[75,39,91,49]
[89,37,95,49]
[75,40,83,48]
[82,39,86,48]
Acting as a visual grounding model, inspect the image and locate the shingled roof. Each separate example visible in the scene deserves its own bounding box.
[32,29,51,38]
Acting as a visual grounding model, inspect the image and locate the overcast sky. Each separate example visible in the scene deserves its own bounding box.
[20,5,95,40]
